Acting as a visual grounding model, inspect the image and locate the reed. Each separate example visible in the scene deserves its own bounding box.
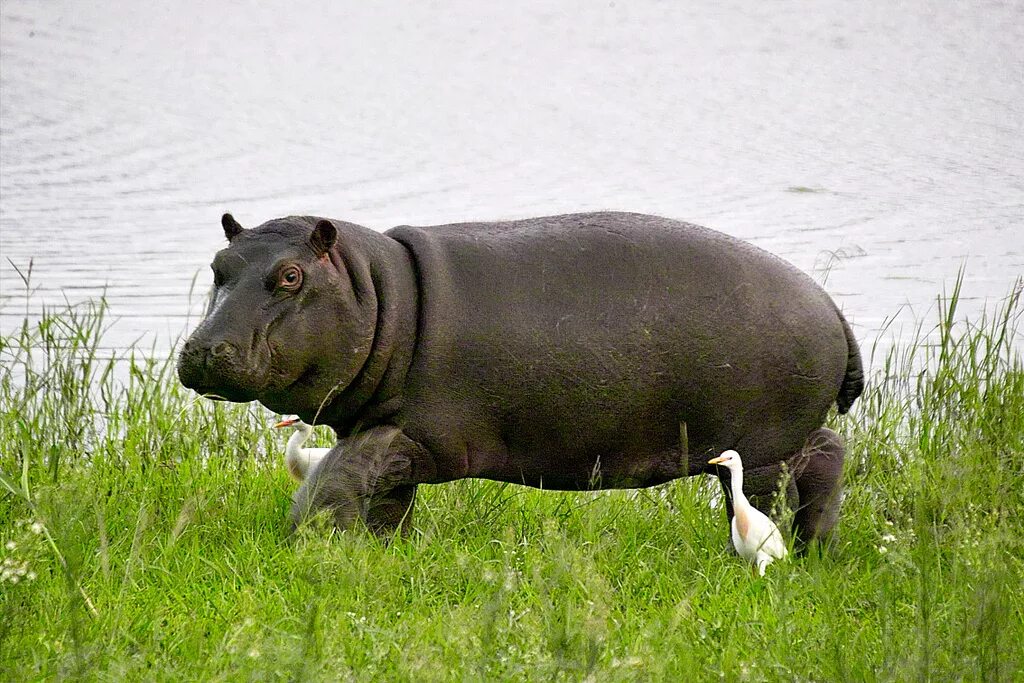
[1,276,1021,681]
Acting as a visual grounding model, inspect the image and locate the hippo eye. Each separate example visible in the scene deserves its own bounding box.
[278,265,303,291]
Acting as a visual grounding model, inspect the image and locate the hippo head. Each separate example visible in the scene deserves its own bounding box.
[177,214,377,421]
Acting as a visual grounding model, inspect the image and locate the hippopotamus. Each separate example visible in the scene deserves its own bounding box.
[178,211,863,546]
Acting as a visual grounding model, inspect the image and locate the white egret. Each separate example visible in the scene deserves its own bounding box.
[274,416,331,482]
[708,450,788,575]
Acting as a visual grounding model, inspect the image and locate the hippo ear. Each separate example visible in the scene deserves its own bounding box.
[310,220,337,257]
[222,213,245,241]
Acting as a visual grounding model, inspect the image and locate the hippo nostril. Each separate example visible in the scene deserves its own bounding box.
[210,341,236,358]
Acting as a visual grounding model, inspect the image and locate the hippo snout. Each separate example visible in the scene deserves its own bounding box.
[187,338,238,360]
[177,337,221,391]
[179,337,236,371]
[177,335,262,401]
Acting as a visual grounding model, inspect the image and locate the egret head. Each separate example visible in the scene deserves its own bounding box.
[708,449,743,471]
[274,413,301,430]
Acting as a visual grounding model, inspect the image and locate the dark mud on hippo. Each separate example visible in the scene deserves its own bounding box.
[178,211,863,545]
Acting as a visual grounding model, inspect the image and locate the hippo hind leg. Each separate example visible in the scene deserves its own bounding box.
[789,428,845,552]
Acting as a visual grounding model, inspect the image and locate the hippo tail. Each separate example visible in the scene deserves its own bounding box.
[834,305,864,414]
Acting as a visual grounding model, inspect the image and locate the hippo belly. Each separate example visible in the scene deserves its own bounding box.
[387,211,850,490]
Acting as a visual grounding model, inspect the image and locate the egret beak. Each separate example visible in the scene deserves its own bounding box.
[274,418,298,429]
[708,455,728,465]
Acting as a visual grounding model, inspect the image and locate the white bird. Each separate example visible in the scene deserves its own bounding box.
[708,450,788,576]
[274,416,331,482]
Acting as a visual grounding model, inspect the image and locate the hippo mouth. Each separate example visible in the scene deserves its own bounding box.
[255,361,344,417]
[176,343,272,404]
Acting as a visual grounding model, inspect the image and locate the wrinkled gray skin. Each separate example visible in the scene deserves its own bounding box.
[178,212,863,547]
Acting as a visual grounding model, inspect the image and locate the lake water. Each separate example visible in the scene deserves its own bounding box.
[2,1,1022,366]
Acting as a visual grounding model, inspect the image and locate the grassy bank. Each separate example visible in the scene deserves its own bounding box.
[1,280,1022,681]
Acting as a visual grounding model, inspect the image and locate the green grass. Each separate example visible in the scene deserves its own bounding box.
[1,276,1022,681]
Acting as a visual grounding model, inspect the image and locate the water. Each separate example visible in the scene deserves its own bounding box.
[2,1,1022,365]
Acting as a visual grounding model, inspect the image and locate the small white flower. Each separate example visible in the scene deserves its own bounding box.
[26,571,36,581]
[4,540,16,551]
[881,534,897,543]
[30,522,44,535]
[248,648,260,659]
[878,545,888,554]
[8,575,18,584]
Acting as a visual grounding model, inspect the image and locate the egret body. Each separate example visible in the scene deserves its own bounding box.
[708,450,788,575]
[274,416,331,482]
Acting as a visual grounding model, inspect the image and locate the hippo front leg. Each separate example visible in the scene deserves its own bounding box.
[290,426,420,537]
